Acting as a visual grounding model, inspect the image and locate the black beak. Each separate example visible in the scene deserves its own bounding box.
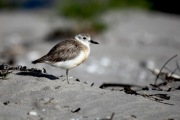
[90,40,99,44]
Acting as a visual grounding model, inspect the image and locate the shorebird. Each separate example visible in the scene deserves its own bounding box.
[32,34,98,84]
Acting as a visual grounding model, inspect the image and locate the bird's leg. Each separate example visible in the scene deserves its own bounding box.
[66,70,69,84]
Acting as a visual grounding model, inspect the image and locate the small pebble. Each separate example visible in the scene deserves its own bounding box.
[28,111,37,116]
[70,118,80,120]
[3,101,10,105]
[55,86,61,89]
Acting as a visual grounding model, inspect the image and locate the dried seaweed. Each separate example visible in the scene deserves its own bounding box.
[100,83,143,89]
[123,86,173,105]
[0,64,59,80]
[140,93,173,105]
[100,83,173,105]
[99,55,180,105]
[0,70,12,79]
[0,64,42,73]
[124,86,138,95]
[0,64,12,79]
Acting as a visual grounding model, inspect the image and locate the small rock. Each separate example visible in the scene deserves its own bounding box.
[3,101,10,105]
[55,86,61,89]
[28,111,37,116]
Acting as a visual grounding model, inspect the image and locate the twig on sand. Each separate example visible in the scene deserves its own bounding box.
[71,108,81,113]
[99,55,180,106]
[176,60,180,74]
[100,83,149,92]
[140,93,173,105]
[100,83,173,105]
[123,86,173,105]
[109,112,115,120]
[149,67,180,91]
[154,54,177,85]
[100,83,143,89]
[150,68,180,81]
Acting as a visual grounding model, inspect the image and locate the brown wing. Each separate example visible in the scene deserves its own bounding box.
[33,40,82,63]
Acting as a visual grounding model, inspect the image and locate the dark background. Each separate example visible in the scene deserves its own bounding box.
[0,0,180,15]
[149,0,180,14]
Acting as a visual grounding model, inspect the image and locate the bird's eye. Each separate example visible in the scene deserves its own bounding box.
[83,37,86,40]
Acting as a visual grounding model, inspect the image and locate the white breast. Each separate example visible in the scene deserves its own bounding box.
[46,50,89,70]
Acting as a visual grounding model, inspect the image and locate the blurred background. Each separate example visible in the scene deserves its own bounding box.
[0,0,180,85]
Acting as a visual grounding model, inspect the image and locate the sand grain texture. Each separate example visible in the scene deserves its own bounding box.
[1,10,180,120]
[0,73,179,120]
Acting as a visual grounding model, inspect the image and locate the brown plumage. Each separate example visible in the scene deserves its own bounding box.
[31,33,98,84]
[32,39,86,64]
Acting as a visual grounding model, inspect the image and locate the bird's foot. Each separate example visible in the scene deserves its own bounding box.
[61,76,74,82]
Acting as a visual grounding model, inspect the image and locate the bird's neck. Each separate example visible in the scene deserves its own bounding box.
[77,40,90,57]
[77,40,90,48]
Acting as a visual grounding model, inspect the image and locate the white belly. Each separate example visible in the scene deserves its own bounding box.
[46,51,88,70]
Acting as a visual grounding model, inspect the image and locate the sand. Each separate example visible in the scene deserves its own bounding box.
[0,72,179,120]
[0,9,180,120]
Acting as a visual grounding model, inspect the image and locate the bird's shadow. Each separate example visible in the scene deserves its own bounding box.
[16,71,59,80]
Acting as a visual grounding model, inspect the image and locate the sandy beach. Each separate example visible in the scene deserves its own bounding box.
[0,10,180,120]
[0,70,180,120]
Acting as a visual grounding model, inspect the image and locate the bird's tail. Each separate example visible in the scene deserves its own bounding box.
[32,59,40,64]
[32,56,46,64]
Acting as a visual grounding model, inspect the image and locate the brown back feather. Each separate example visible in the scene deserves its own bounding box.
[36,40,85,63]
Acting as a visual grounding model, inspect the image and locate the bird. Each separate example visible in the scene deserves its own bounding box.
[32,34,99,84]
